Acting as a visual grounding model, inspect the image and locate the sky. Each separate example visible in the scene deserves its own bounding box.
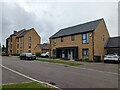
[1,1,119,46]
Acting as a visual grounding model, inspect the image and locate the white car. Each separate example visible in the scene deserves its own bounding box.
[20,53,36,60]
[41,52,49,57]
[104,54,120,63]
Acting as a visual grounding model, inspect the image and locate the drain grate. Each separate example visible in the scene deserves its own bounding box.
[64,65,68,67]
[49,82,56,85]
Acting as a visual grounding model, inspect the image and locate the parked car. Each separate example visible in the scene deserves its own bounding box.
[20,53,36,60]
[41,52,49,57]
[104,54,120,63]
[2,52,9,56]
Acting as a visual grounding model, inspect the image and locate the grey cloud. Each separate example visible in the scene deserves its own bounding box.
[2,2,118,46]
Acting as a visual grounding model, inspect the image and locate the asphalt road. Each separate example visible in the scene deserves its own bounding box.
[2,56,118,88]
[2,67,32,84]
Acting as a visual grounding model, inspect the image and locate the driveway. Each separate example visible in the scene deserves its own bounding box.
[2,56,118,88]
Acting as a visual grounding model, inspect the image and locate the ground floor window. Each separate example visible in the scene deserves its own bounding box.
[53,50,56,57]
[17,50,19,54]
[20,50,22,54]
[28,50,31,53]
[82,49,89,59]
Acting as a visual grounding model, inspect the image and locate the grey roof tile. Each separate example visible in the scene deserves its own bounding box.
[37,44,50,49]
[104,36,120,48]
[16,29,32,38]
[50,18,103,38]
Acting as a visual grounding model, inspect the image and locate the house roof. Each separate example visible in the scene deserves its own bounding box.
[10,29,25,36]
[37,44,50,49]
[16,29,32,38]
[50,18,103,38]
[104,36,120,48]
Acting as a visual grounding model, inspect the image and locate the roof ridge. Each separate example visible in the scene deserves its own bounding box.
[60,18,103,30]
[51,18,103,38]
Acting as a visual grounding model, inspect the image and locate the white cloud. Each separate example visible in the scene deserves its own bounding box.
[2,2,118,46]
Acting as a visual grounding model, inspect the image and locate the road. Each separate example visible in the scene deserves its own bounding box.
[2,56,118,88]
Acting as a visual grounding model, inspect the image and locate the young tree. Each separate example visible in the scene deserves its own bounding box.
[2,45,6,52]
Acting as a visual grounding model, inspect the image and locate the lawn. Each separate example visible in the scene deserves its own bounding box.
[36,59,83,66]
[2,81,54,90]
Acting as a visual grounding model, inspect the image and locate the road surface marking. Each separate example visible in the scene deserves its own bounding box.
[0,64,60,89]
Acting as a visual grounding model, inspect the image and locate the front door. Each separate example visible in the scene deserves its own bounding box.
[68,49,73,60]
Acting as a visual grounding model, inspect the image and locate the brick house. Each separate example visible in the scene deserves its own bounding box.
[6,28,41,55]
[49,18,110,61]
[104,36,120,55]
[34,43,50,54]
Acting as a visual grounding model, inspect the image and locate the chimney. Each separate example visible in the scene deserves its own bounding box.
[14,31,17,34]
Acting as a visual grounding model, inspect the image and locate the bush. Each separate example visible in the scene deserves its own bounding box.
[2,53,9,56]
[12,54,20,56]
[49,56,56,59]
[75,58,82,61]
[36,52,41,57]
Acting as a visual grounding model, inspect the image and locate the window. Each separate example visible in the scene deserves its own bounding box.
[17,44,19,48]
[53,39,56,46]
[17,50,19,54]
[61,37,63,42]
[20,43,22,48]
[11,44,12,48]
[82,33,88,44]
[28,50,31,53]
[82,49,89,59]
[11,37,12,42]
[20,50,22,53]
[29,37,31,41]
[29,43,31,48]
[21,37,22,42]
[17,38,19,42]
[53,50,56,57]
[71,35,74,41]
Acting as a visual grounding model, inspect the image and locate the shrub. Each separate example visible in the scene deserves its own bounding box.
[2,53,9,56]
[75,58,82,61]
[49,56,56,59]
[36,52,41,57]
[12,54,20,56]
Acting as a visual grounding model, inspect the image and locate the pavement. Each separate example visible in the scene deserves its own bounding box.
[2,56,119,88]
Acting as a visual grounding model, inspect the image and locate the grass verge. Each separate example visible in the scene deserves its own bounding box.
[36,59,83,66]
[2,81,55,89]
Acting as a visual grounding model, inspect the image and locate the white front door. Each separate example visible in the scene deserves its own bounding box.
[68,50,73,60]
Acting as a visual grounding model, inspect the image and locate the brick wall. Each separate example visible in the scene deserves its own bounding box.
[93,19,110,60]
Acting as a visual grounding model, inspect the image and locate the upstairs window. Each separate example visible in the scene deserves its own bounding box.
[82,33,88,44]
[61,37,63,42]
[21,37,23,42]
[17,38,19,42]
[17,44,19,48]
[29,43,31,48]
[20,43,22,48]
[29,37,31,41]
[53,39,56,46]
[71,35,74,41]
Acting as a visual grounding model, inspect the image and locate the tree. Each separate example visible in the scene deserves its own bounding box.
[2,45,6,52]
